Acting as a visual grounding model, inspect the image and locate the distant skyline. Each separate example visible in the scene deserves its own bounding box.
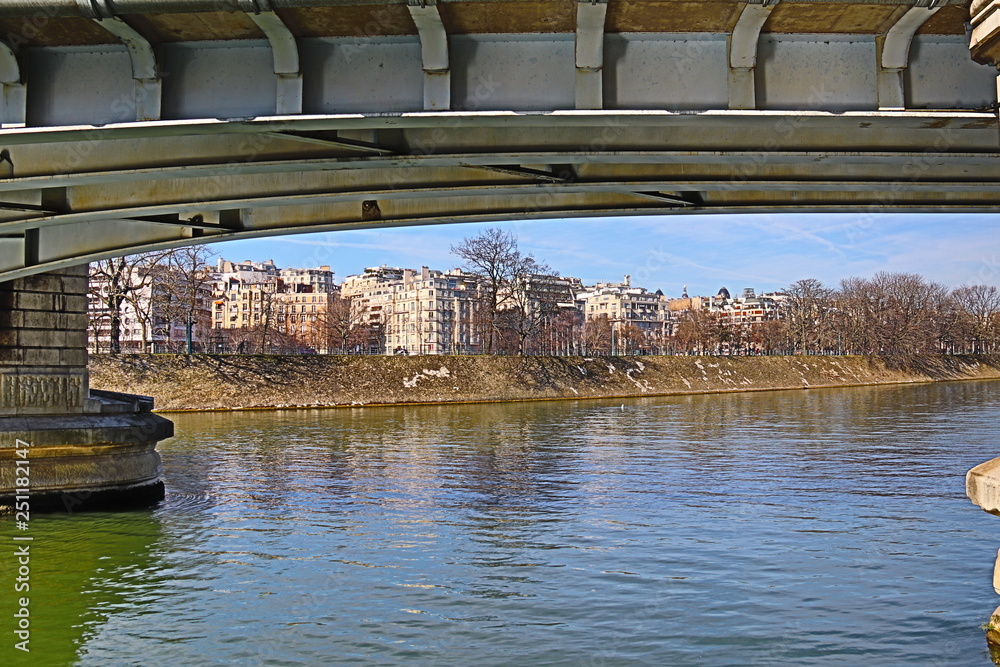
[208,212,1000,298]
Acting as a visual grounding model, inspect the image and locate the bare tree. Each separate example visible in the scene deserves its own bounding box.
[784,278,833,354]
[89,251,171,354]
[673,309,720,355]
[316,295,365,353]
[227,283,282,354]
[254,283,281,353]
[873,272,948,354]
[157,246,217,353]
[644,324,670,355]
[537,308,582,355]
[615,322,645,355]
[498,273,566,355]
[451,227,551,354]
[836,272,948,354]
[582,314,613,355]
[750,319,788,355]
[123,278,157,352]
[834,276,876,354]
[230,320,298,354]
[951,284,1000,353]
[87,304,108,354]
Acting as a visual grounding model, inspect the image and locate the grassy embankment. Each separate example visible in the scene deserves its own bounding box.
[88,353,1000,413]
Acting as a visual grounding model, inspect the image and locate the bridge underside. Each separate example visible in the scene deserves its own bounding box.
[0,109,997,280]
[0,0,994,279]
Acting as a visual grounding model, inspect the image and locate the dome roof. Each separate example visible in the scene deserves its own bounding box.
[717,286,731,299]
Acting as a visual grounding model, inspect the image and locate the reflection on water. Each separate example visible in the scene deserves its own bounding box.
[2,380,1000,665]
[0,512,165,666]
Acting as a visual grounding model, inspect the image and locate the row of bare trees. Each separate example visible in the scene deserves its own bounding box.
[89,247,215,354]
[697,273,1000,356]
[88,231,1000,358]
[448,227,1000,355]
[450,229,1000,357]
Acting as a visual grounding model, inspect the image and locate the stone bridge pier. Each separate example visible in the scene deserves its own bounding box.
[0,266,172,512]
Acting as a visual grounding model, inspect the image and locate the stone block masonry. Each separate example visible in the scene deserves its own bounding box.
[0,266,89,417]
[0,266,173,511]
[89,353,1000,412]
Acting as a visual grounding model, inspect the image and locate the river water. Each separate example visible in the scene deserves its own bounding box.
[4,380,1000,666]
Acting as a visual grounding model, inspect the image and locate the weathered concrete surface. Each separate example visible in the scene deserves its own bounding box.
[969,458,1000,516]
[0,410,172,511]
[0,387,174,511]
[90,353,1000,412]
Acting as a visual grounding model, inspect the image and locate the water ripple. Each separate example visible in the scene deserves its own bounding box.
[11,380,1000,666]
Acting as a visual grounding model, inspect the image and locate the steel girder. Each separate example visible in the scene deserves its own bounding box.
[0,109,997,281]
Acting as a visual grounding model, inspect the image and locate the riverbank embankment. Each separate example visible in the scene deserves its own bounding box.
[88,353,1000,412]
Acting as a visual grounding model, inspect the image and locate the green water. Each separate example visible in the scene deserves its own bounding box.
[2,380,1000,665]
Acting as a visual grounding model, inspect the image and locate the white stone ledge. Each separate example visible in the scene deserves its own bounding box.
[968,457,1000,516]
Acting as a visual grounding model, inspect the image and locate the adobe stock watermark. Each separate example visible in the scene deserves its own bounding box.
[11,438,32,653]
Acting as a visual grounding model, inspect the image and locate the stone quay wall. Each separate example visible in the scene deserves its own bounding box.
[89,353,1000,413]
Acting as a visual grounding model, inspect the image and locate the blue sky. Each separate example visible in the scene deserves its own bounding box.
[210,212,1000,298]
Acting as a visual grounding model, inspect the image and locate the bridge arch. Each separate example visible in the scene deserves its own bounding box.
[0,0,995,281]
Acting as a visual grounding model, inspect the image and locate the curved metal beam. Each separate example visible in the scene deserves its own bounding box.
[1,193,994,284]
[0,42,25,128]
[728,0,780,110]
[1,148,997,199]
[407,0,450,111]
[0,108,994,283]
[877,1,942,110]
[575,0,608,110]
[6,176,1000,236]
[241,0,303,114]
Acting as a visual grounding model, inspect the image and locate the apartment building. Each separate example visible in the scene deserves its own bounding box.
[279,266,336,294]
[667,285,709,313]
[215,258,279,283]
[213,277,268,329]
[210,266,339,352]
[339,265,406,337]
[275,288,334,351]
[705,287,785,325]
[340,266,483,355]
[503,273,584,315]
[580,275,671,336]
[668,286,786,326]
